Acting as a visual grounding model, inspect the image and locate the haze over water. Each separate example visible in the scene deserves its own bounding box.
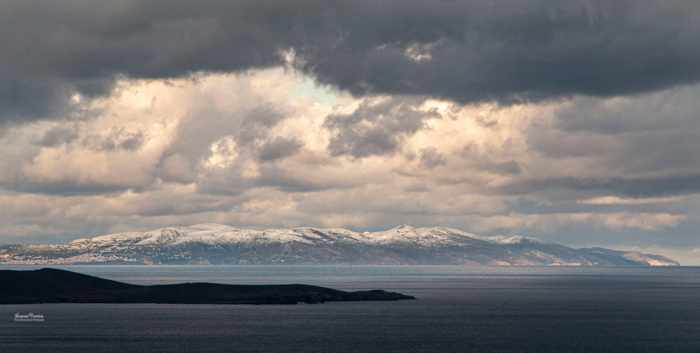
[2,265,700,353]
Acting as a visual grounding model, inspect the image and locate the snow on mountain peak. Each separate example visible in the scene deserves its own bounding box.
[67,223,538,248]
[10,224,679,266]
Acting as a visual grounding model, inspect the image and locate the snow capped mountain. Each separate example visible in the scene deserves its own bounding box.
[66,224,507,248]
[0,224,679,266]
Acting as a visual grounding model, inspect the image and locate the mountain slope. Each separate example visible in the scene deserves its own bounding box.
[0,224,679,266]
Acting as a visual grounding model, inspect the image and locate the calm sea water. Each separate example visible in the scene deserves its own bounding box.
[2,265,700,353]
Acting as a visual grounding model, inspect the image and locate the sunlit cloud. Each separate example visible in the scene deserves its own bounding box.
[3,1,700,263]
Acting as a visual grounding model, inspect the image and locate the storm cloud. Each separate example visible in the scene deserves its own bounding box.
[4,0,700,123]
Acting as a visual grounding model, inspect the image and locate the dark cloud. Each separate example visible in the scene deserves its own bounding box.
[257,136,303,161]
[0,80,75,125]
[325,98,438,158]
[293,1,700,104]
[5,0,700,123]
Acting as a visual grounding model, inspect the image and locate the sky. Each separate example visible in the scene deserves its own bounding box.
[2,0,700,263]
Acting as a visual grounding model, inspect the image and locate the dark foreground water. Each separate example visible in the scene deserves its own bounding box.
[2,266,700,353]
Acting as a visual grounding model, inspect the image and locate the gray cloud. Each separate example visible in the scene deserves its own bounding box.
[7,180,135,197]
[258,137,303,162]
[83,129,145,151]
[555,89,700,136]
[458,144,522,176]
[523,85,700,199]
[35,126,79,147]
[159,103,289,184]
[5,1,700,123]
[237,108,289,147]
[505,174,700,199]
[185,106,285,159]
[483,160,522,176]
[419,148,446,169]
[325,98,438,157]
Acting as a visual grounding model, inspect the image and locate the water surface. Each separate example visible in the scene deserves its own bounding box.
[2,265,700,353]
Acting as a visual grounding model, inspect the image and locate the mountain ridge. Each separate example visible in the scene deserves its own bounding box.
[0,224,679,266]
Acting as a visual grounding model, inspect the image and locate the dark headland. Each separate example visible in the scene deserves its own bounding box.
[0,268,415,305]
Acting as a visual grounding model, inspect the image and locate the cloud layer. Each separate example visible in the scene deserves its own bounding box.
[4,0,700,123]
[3,1,700,262]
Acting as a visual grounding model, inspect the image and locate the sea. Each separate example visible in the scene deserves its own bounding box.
[1,265,700,353]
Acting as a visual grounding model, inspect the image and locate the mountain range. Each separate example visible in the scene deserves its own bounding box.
[0,224,679,266]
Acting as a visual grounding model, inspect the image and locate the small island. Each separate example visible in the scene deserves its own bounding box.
[0,268,415,305]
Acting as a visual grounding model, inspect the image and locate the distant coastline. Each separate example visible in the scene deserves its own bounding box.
[0,224,679,266]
